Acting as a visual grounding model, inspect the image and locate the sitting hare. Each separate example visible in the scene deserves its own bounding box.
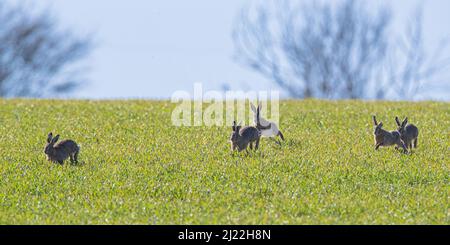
[44,132,80,164]
[372,116,407,153]
[395,117,419,150]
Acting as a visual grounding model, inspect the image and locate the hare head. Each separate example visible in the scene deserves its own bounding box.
[250,102,262,122]
[372,116,383,136]
[230,121,242,144]
[44,132,60,156]
[250,102,271,130]
[395,116,408,134]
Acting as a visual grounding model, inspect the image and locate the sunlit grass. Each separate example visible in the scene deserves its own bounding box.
[0,99,448,224]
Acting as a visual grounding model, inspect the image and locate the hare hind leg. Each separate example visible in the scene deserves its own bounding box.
[270,137,282,146]
[71,151,79,163]
[375,143,382,150]
[413,138,418,148]
[239,143,249,152]
[277,131,285,141]
[397,141,408,153]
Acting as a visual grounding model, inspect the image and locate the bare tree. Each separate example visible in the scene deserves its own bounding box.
[385,6,450,100]
[233,0,450,99]
[0,2,92,97]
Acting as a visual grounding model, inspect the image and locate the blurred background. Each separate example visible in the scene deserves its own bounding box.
[1,0,449,100]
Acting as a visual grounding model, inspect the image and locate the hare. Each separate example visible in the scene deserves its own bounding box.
[250,102,285,143]
[44,132,80,164]
[230,121,262,152]
[395,117,419,150]
[372,116,408,153]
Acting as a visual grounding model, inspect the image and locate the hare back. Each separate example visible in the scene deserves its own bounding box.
[381,130,401,145]
[253,116,271,126]
[54,140,79,153]
[260,123,279,137]
[404,124,419,138]
[239,126,260,141]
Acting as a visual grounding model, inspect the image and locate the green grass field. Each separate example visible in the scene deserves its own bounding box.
[0,99,448,224]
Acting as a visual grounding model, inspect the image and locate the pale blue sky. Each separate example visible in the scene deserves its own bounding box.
[10,0,450,100]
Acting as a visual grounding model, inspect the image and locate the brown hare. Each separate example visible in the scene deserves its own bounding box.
[395,117,419,150]
[44,132,80,164]
[230,121,261,152]
[230,108,270,152]
[372,116,408,153]
[250,102,285,142]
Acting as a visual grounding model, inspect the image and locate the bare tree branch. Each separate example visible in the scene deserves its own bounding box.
[233,0,450,100]
[0,2,92,97]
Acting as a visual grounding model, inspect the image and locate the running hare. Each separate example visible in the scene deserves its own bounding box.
[372,116,407,153]
[250,102,285,142]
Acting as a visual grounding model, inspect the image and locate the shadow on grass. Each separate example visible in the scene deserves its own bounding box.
[68,160,85,167]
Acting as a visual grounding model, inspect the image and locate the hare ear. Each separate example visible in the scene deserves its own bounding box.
[378,122,383,128]
[47,133,53,143]
[237,121,242,131]
[257,105,260,121]
[372,116,378,126]
[51,135,60,144]
[402,117,408,126]
[250,103,257,113]
[395,117,401,126]
[232,121,236,131]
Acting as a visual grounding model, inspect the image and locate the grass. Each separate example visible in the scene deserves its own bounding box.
[0,99,448,224]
